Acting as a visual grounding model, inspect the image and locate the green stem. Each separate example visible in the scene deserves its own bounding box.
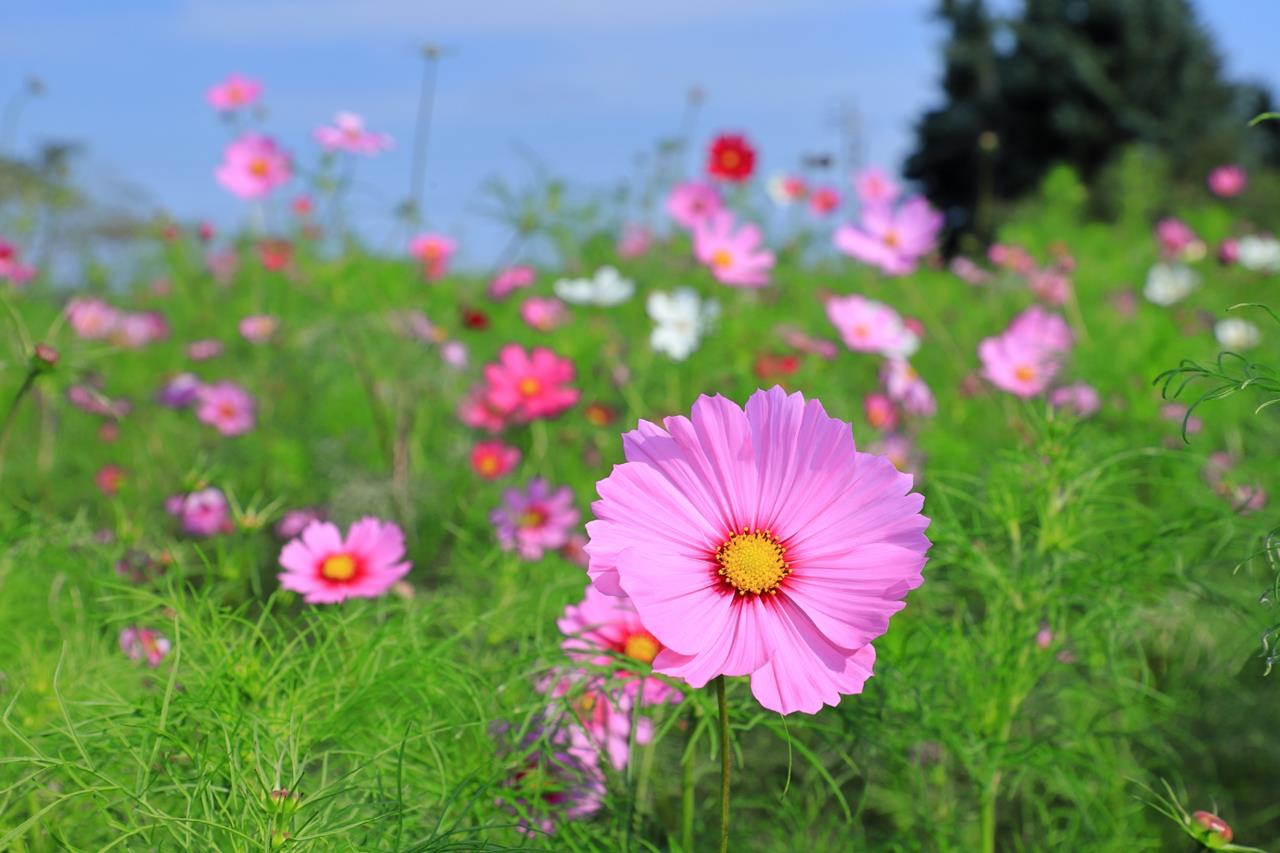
[681,708,696,852]
[0,368,37,465]
[715,675,730,853]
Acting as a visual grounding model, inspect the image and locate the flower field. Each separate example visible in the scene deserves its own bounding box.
[2,69,1279,852]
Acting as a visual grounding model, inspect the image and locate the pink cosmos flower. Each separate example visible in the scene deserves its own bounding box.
[950,256,991,285]
[156,372,201,408]
[491,478,580,560]
[1029,268,1071,306]
[238,314,279,343]
[278,518,411,604]
[187,339,224,361]
[808,186,840,216]
[66,297,120,340]
[558,584,682,706]
[207,249,239,284]
[112,312,169,349]
[834,196,942,276]
[168,487,234,537]
[617,224,654,259]
[863,393,899,432]
[880,359,936,417]
[216,134,291,199]
[666,181,723,230]
[0,239,35,285]
[853,167,900,207]
[313,112,393,155]
[1160,402,1202,436]
[519,297,569,332]
[977,318,1065,399]
[275,507,326,539]
[195,381,255,436]
[1156,217,1197,258]
[1048,382,1100,417]
[778,327,840,360]
[693,211,775,287]
[825,294,919,358]
[870,433,923,477]
[119,627,171,667]
[584,387,930,715]
[543,670,650,771]
[1208,164,1247,198]
[459,387,510,433]
[496,722,604,837]
[483,345,580,422]
[471,439,521,479]
[441,340,468,370]
[1007,305,1074,354]
[206,74,261,111]
[409,233,455,280]
[1219,238,1240,265]
[488,265,536,300]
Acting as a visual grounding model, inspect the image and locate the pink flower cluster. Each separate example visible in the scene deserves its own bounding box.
[66,298,169,348]
[0,238,36,285]
[835,169,942,275]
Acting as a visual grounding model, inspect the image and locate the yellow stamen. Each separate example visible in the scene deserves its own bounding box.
[1014,364,1036,383]
[711,249,733,269]
[320,554,356,581]
[716,528,789,595]
[623,633,660,664]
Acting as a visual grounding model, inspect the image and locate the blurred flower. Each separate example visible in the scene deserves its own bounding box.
[584,402,617,427]
[869,432,923,476]
[753,352,802,382]
[491,479,580,560]
[766,173,807,206]
[291,195,313,217]
[187,339,224,361]
[1207,164,1246,198]
[1215,317,1260,351]
[206,74,261,111]
[853,166,900,206]
[115,548,169,584]
[483,345,580,423]
[1049,382,1100,417]
[978,307,1072,398]
[472,439,521,480]
[409,233,455,280]
[207,249,239,284]
[495,722,604,837]
[313,111,393,155]
[558,584,681,706]
[863,393,898,432]
[881,359,936,416]
[826,294,919,358]
[540,668,648,771]
[1029,268,1071,306]
[278,518,411,604]
[1218,238,1239,265]
[1155,217,1198,259]
[95,464,125,496]
[66,384,130,419]
[169,487,234,537]
[554,266,635,306]
[460,306,490,331]
[617,224,654,259]
[441,340,468,369]
[459,387,510,433]
[258,238,293,272]
[1143,263,1199,306]
[834,196,942,276]
[778,327,840,359]
[216,134,291,199]
[584,387,929,714]
[112,312,169,349]
[520,297,569,332]
[0,238,36,285]
[807,185,840,216]
[238,314,279,344]
[488,265,536,300]
[66,297,120,340]
[950,257,990,285]
[1160,402,1202,436]
[693,211,775,287]
[1237,235,1280,273]
[119,626,171,667]
[195,381,255,436]
[706,133,756,182]
[646,287,719,361]
[275,507,326,539]
[666,180,722,230]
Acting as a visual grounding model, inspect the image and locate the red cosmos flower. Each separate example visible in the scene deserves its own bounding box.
[753,352,802,381]
[96,464,125,496]
[461,307,490,331]
[258,238,293,272]
[706,133,756,183]
[471,440,520,480]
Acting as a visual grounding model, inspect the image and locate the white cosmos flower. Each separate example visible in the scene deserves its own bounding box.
[1237,235,1280,273]
[553,266,635,306]
[647,287,720,361]
[1215,317,1261,351]
[1143,263,1199,306]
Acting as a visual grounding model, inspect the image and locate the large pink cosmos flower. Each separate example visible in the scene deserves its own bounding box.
[693,212,775,287]
[216,134,291,199]
[278,518,411,604]
[195,381,256,436]
[491,478,580,560]
[825,294,919,358]
[483,345,580,422]
[666,181,723,230]
[977,307,1072,399]
[409,233,455,280]
[313,112,393,155]
[584,387,930,715]
[559,584,682,706]
[834,196,942,276]
[206,74,262,111]
[853,166,900,207]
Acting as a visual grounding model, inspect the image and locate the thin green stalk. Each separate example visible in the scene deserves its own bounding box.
[715,675,730,853]
[681,707,696,852]
[0,368,38,466]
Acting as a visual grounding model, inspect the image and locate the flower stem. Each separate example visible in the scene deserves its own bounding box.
[715,675,731,853]
[680,707,696,852]
[0,367,38,465]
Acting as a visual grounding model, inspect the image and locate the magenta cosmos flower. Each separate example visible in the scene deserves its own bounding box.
[491,478,580,560]
[825,294,919,358]
[195,381,255,436]
[693,211,775,287]
[834,196,942,276]
[1207,164,1247,198]
[0,239,36,285]
[313,112,393,155]
[278,518,411,604]
[483,344,580,422]
[666,180,723,230]
[168,487,234,537]
[206,74,262,111]
[216,134,291,199]
[584,387,930,715]
[559,584,681,706]
[119,626,171,667]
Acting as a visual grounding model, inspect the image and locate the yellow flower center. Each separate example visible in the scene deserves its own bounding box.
[477,454,499,474]
[519,507,547,529]
[711,249,733,269]
[518,377,542,396]
[715,529,789,595]
[1014,364,1036,383]
[720,150,740,169]
[248,157,270,178]
[623,633,660,664]
[883,229,901,248]
[320,554,357,581]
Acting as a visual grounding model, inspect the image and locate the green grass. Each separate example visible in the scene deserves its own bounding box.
[1,171,1278,850]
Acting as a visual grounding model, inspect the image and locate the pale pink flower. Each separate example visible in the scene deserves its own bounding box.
[111,312,169,349]
[195,381,255,436]
[978,330,1061,397]
[275,507,326,539]
[459,387,509,433]
[542,670,651,771]
[483,345,580,422]
[853,167,900,207]
[491,478,580,560]
[119,626,171,667]
[238,314,279,344]
[168,487,234,537]
[66,297,120,340]
[778,326,840,360]
[617,224,654,259]
[216,134,291,199]
[1049,382,1100,417]
[766,173,807,206]
[520,296,569,332]
[206,74,261,111]
[693,211,775,287]
[584,387,930,715]
[881,359,936,416]
[863,393,898,432]
[488,265,536,300]
[666,181,722,230]
[1207,164,1247,198]
[834,196,942,276]
[441,340,468,369]
[278,518,411,604]
[825,295,919,358]
[313,112,393,155]
[1156,217,1197,258]
[187,339,224,361]
[1029,268,1071,306]
[1007,305,1074,354]
[0,239,35,285]
[409,233,455,280]
[808,186,840,216]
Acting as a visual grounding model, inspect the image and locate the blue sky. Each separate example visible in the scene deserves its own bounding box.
[3,1,1279,268]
